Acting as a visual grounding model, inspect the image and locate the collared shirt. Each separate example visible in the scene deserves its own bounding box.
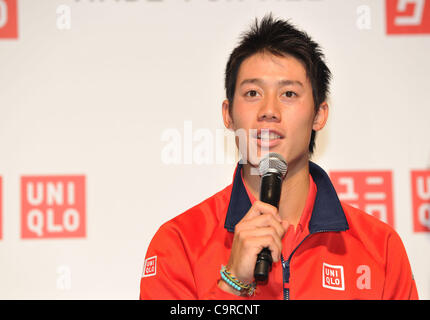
[140,162,418,300]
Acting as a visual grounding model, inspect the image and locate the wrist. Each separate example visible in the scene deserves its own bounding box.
[219,265,256,297]
[217,279,242,296]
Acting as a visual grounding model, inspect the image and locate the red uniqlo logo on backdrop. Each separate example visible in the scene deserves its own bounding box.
[0,0,18,39]
[21,175,86,239]
[330,171,394,228]
[386,0,430,34]
[411,170,430,232]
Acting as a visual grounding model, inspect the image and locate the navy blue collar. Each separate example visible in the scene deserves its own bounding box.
[224,161,349,234]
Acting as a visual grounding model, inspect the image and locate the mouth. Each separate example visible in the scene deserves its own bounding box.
[253,129,284,148]
[256,131,283,140]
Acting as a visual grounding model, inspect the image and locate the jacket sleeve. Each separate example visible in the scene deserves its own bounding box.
[382,231,419,300]
[140,223,198,299]
[139,223,246,300]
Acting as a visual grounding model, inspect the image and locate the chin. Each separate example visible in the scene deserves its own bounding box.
[242,148,288,167]
[239,153,259,167]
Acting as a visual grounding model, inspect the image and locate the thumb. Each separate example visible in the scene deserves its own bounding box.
[281,220,290,232]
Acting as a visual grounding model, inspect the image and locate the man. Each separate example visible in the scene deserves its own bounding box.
[140,15,418,299]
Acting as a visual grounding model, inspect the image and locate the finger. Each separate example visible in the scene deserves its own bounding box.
[281,220,290,231]
[240,227,283,248]
[256,214,286,238]
[238,213,286,239]
[240,229,283,260]
[243,201,280,221]
[246,235,282,263]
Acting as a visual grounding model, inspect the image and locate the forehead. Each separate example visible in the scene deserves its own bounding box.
[236,52,309,87]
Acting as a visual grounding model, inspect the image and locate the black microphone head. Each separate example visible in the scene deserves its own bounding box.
[258,153,288,178]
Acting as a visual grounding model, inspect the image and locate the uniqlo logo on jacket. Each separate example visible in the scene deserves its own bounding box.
[411,170,430,232]
[322,263,345,291]
[386,0,430,34]
[142,256,157,277]
[330,171,394,228]
[21,175,86,239]
[0,0,18,39]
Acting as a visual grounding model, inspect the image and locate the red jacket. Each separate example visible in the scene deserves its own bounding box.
[140,162,418,300]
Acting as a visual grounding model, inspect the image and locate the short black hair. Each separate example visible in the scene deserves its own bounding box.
[224,14,332,154]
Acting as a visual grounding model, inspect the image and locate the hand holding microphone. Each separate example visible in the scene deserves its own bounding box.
[219,153,288,294]
[254,153,288,282]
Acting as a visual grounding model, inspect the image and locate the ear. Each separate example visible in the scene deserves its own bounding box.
[222,99,234,130]
[312,102,329,132]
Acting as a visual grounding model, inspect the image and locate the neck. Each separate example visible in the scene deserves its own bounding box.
[242,158,310,227]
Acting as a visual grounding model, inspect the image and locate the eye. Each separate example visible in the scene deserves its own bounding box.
[245,90,260,97]
[283,91,297,98]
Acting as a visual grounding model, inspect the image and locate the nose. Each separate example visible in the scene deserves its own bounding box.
[257,96,281,122]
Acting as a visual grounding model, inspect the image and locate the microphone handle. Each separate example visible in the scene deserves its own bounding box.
[254,173,282,283]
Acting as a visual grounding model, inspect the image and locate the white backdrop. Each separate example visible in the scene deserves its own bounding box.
[0,0,429,299]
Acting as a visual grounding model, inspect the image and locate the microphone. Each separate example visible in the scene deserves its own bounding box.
[253,152,288,283]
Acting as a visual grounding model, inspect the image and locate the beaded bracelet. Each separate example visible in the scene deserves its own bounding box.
[220,265,256,297]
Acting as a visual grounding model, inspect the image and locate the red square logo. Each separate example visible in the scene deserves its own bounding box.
[142,256,157,277]
[322,263,345,291]
[21,175,86,239]
[0,0,18,39]
[411,170,430,232]
[386,0,430,34]
[330,171,395,228]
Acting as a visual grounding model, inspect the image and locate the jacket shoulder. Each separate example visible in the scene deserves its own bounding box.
[342,202,396,235]
[341,202,403,264]
[170,184,232,229]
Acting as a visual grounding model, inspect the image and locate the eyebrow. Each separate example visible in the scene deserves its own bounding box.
[239,78,304,88]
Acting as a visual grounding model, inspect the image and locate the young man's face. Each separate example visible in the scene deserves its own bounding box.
[222,52,328,170]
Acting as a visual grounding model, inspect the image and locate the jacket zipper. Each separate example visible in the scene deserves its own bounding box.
[281,228,348,300]
[281,256,290,300]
